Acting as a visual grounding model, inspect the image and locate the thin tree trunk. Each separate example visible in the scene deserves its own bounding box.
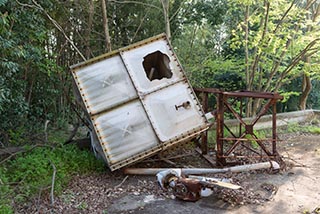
[299,72,312,110]
[85,0,95,59]
[102,0,112,52]
[243,5,252,117]
[161,0,171,41]
[299,2,320,110]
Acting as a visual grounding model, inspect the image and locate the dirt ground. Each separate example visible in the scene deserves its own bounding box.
[17,133,320,214]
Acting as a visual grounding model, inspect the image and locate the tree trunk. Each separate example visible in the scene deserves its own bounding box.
[85,0,95,59]
[299,2,320,110]
[243,5,253,117]
[299,73,312,110]
[102,0,112,52]
[161,0,171,41]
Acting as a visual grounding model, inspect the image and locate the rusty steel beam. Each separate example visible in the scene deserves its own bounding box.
[272,104,277,155]
[223,100,247,127]
[216,93,226,166]
[201,92,209,154]
[224,132,247,156]
[251,133,272,156]
[221,91,283,99]
[194,88,221,94]
[251,99,276,126]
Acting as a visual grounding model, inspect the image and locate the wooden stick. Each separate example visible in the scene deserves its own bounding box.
[49,159,56,206]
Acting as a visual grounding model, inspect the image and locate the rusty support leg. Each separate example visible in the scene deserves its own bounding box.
[272,101,277,155]
[239,98,243,137]
[216,93,226,166]
[201,92,208,154]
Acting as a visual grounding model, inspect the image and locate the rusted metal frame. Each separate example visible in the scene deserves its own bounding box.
[194,87,221,94]
[223,124,238,139]
[228,96,239,107]
[272,103,277,155]
[239,98,243,137]
[221,91,282,99]
[240,143,261,155]
[195,148,216,167]
[250,133,272,156]
[223,98,247,127]
[201,92,209,154]
[217,94,280,165]
[224,132,247,156]
[251,98,276,126]
[216,93,226,166]
[196,88,282,166]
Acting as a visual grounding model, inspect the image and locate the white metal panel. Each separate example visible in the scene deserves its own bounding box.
[91,100,159,164]
[142,82,206,142]
[121,39,184,93]
[73,55,138,115]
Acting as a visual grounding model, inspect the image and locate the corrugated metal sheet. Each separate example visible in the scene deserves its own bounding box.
[71,34,209,171]
[74,55,138,115]
[143,82,206,142]
[91,100,158,164]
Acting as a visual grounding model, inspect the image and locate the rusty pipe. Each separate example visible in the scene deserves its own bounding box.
[123,161,280,175]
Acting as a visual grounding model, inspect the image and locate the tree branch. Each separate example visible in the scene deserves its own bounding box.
[30,0,86,61]
[49,159,56,206]
[0,144,54,165]
[274,38,320,90]
[273,0,297,34]
[109,0,161,10]
[131,11,149,42]
[250,0,270,92]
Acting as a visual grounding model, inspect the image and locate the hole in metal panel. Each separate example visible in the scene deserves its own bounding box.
[142,51,172,81]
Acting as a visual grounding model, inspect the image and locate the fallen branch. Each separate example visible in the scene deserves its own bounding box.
[114,176,128,189]
[0,147,25,156]
[44,120,50,143]
[49,159,56,206]
[0,144,54,165]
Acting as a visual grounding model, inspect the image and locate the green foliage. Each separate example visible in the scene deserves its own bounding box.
[0,167,13,213]
[286,122,300,133]
[283,122,320,134]
[224,0,320,113]
[0,0,73,141]
[308,80,320,109]
[306,126,320,134]
[0,145,105,212]
[7,128,26,145]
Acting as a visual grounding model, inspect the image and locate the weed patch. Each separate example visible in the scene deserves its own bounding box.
[0,145,105,213]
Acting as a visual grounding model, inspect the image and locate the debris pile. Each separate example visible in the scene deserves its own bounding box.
[124,161,279,202]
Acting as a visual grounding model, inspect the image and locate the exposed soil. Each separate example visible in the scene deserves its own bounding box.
[16,133,320,214]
